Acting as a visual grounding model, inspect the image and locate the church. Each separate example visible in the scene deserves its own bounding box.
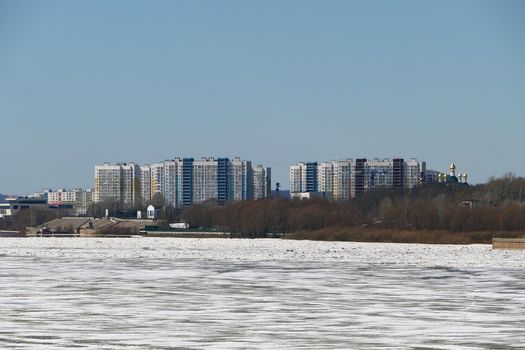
[437,163,469,185]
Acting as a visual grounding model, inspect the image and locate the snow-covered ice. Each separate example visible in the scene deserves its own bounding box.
[0,237,524,349]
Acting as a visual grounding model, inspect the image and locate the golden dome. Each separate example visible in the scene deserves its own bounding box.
[450,162,456,171]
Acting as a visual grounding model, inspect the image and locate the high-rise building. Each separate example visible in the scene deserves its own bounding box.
[305,162,318,192]
[94,163,123,204]
[163,159,179,207]
[332,160,351,200]
[192,157,218,205]
[217,158,229,205]
[356,158,425,196]
[404,158,426,189]
[230,157,253,201]
[265,167,272,198]
[351,158,366,197]
[292,157,426,199]
[253,165,270,200]
[182,158,194,207]
[139,165,151,205]
[289,162,319,193]
[289,163,304,193]
[318,162,334,193]
[363,158,394,191]
[95,157,270,208]
[291,160,351,200]
[120,163,140,207]
[150,162,165,199]
[393,158,404,189]
[94,163,140,207]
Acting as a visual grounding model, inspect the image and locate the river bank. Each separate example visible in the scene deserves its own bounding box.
[5,228,525,245]
[287,227,525,244]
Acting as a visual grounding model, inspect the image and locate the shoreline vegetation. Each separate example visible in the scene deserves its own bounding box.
[179,174,525,244]
[2,174,525,244]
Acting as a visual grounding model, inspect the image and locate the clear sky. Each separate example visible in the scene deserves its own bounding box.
[1,0,524,194]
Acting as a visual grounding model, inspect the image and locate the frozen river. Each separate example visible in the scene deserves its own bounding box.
[1,238,524,349]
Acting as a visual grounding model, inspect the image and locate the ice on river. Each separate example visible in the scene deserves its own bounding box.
[1,237,524,349]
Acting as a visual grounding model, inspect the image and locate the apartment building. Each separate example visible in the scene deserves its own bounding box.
[94,163,122,203]
[289,162,318,193]
[163,159,181,207]
[404,158,426,188]
[192,157,218,205]
[230,157,253,201]
[252,165,271,200]
[94,163,140,207]
[139,165,151,205]
[332,160,351,200]
[318,162,334,193]
[291,158,425,199]
[289,163,304,193]
[94,157,270,208]
[48,188,93,215]
[352,158,425,197]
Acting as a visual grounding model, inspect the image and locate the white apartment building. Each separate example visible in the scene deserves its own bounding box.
[120,163,140,207]
[230,157,253,200]
[95,157,270,208]
[163,159,180,207]
[139,165,152,205]
[332,160,351,200]
[144,160,183,207]
[48,188,93,215]
[150,162,165,199]
[48,189,78,205]
[404,158,426,188]
[318,162,334,193]
[363,158,394,190]
[292,158,425,199]
[94,163,139,207]
[253,165,270,200]
[192,157,218,204]
[289,163,304,193]
[94,163,122,203]
[290,160,351,200]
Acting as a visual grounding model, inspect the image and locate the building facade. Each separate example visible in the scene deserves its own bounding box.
[192,157,219,205]
[291,158,426,199]
[332,160,352,200]
[139,165,152,205]
[48,188,93,215]
[230,157,253,201]
[94,157,270,208]
[94,163,122,204]
[289,163,304,193]
[94,163,140,207]
[252,165,271,200]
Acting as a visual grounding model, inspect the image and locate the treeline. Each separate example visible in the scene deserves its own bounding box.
[2,174,524,237]
[180,175,525,235]
[0,208,62,231]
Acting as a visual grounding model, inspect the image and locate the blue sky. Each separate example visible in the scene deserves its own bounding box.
[1,0,524,194]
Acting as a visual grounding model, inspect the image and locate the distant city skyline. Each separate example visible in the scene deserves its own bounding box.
[1,0,524,194]
[0,154,472,196]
